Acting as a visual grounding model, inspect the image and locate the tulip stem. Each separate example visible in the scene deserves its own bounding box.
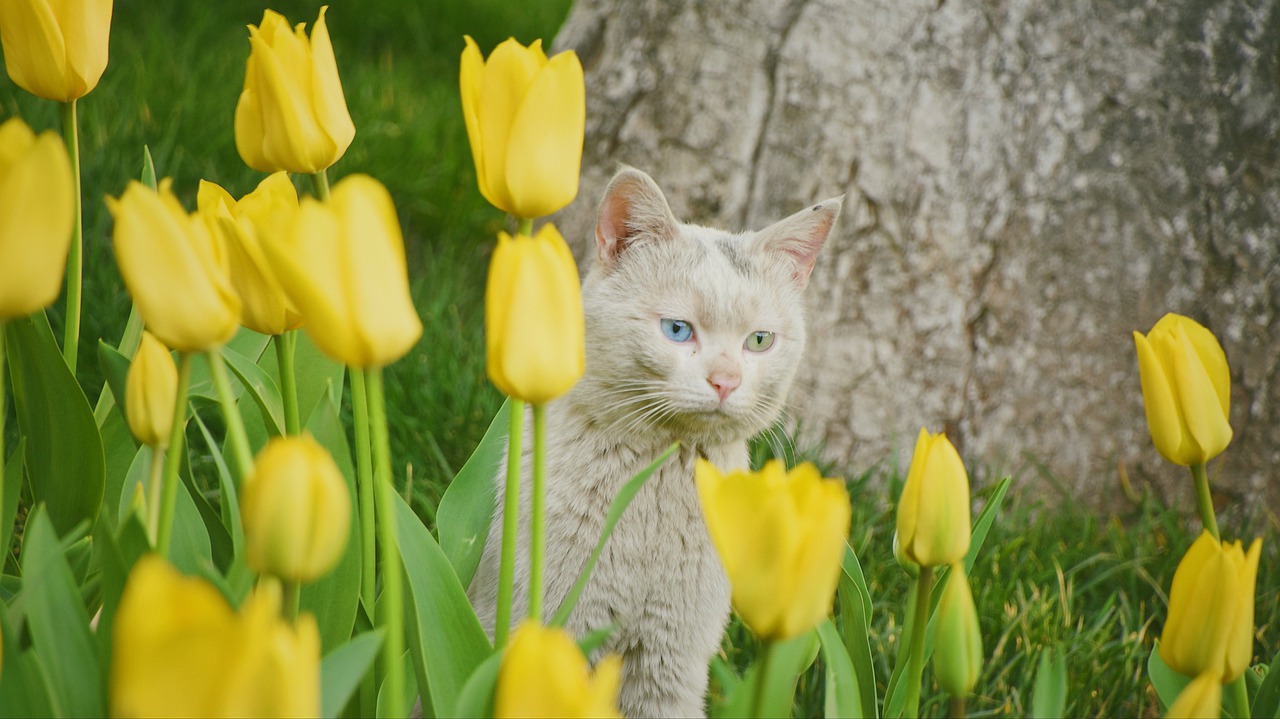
[903,565,935,719]
[948,696,967,719]
[366,367,404,719]
[751,640,776,718]
[1190,463,1220,541]
[207,348,255,483]
[1230,675,1251,719]
[528,403,546,621]
[516,217,534,236]
[1,325,6,536]
[310,170,331,202]
[60,100,83,376]
[145,447,165,545]
[495,398,525,649]
[157,353,193,557]
[281,579,301,623]
[275,332,300,435]
[348,367,377,719]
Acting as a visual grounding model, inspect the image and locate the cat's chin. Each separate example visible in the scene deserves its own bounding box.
[667,408,769,448]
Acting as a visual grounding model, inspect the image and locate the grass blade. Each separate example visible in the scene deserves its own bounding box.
[1031,646,1068,717]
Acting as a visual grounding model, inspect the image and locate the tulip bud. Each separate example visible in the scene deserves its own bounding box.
[695,459,851,641]
[0,0,113,101]
[125,332,178,448]
[0,117,73,320]
[235,6,355,174]
[495,620,623,719]
[460,36,585,219]
[896,428,971,568]
[242,434,350,583]
[1133,313,1232,466]
[1159,531,1261,683]
[1166,671,1222,719]
[486,224,585,404]
[933,565,984,697]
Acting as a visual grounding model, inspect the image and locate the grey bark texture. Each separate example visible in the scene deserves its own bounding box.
[551,0,1280,519]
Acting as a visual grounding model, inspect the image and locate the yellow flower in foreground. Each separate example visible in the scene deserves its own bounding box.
[896,428,971,568]
[933,564,983,697]
[495,620,622,719]
[258,173,421,367]
[0,117,73,320]
[1160,531,1261,683]
[235,6,355,174]
[695,459,851,641]
[1166,671,1222,719]
[242,434,350,583]
[0,0,112,101]
[111,555,320,718]
[486,223,584,404]
[1133,313,1232,466]
[198,173,302,336]
[460,35,584,218]
[108,180,241,353]
[125,332,177,449]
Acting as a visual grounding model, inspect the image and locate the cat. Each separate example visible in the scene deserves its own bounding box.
[467,166,841,717]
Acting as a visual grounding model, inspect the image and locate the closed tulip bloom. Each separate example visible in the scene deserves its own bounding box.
[198,174,303,335]
[258,174,421,367]
[896,428,971,567]
[695,459,851,641]
[125,332,177,448]
[1166,671,1222,719]
[1133,313,1232,466]
[0,0,112,101]
[108,180,241,353]
[242,434,350,583]
[0,117,73,320]
[933,565,984,697]
[235,6,355,174]
[1160,531,1261,683]
[111,555,321,718]
[460,35,584,219]
[486,223,584,404]
[495,620,623,719]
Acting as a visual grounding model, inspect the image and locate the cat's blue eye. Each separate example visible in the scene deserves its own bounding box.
[661,318,694,343]
[745,331,775,353]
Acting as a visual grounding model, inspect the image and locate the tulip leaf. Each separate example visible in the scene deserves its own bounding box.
[292,332,346,431]
[1031,646,1069,718]
[20,508,103,717]
[187,329,271,406]
[453,651,502,719]
[5,314,105,535]
[394,493,492,717]
[1146,641,1191,711]
[96,339,134,430]
[882,581,918,719]
[321,630,384,719]
[91,511,151,681]
[99,402,141,533]
[189,412,241,566]
[0,602,56,718]
[1,438,25,562]
[549,442,679,627]
[819,618,863,718]
[437,399,509,586]
[715,629,820,718]
[838,542,878,719]
[220,343,285,438]
[1252,651,1280,719]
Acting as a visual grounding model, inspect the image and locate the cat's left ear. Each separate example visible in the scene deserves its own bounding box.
[750,196,843,287]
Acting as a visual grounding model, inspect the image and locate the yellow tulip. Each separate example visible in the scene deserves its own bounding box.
[107,180,241,353]
[125,332,177,449]
[495,620,623,719]
[111,554,320,718]
[242,434,351,583]
[695,459,851,641]
[486,223,585,404]
[460,35,584,219]
[896,428,971,567]
[1166,671,1222,719]
[1133,314,1233,466]
[0,0,112,101]
[1160,531,1261,683]
[258,173,421,368]
[234,6,355,174]
[198,173,303,336]
[933,564,983,697]
[0,117,73,320]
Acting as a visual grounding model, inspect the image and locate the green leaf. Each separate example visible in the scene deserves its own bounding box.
[284,331,346,431]
[221,342,285,438]
[1031,646,1068,718]
[962,475,1012,575]
[438,400,509,586]
[189,411,240,566]
[0,603,55,718]
[550,443,679,627]
[5,314,105,534]
[1147,641,1191,712]
[20,508,103,717]
[453,651,502,719]
[1,438,24,562]
[99,402,140,533]
[394,493,493,717]
[1253,652,1280,719]
[187,329,271,406]
[818,618,863,718]
[838,542,878,718]
[96,339,133,429]
[715,630,820,718]
[882,580,917,719]
[321,631,384,719]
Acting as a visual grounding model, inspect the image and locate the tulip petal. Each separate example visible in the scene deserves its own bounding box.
[1167,671,1222,719]
[249,25,333,173]
[505,50,586,218]
[477,38,545,214]
[1224,538,1261,680]
[460,36,487,203]
[52,0,113,96]
[1160,532,1236,678]
[308,6,355,157]
[1170,315,1231,417]
[1133,330,1191,464]
[235,86,273,172]
[0,0,70,100]
[780,466,850,638]
[268,199,354,359]
[1170,328,1232,462]
[0,131,73,319]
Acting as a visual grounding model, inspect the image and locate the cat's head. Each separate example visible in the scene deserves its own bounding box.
[574,166,841,448]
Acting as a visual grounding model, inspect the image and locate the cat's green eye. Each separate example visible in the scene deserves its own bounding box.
[745,331,775,353]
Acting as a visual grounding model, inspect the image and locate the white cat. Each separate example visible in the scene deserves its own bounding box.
[468,167,841,717]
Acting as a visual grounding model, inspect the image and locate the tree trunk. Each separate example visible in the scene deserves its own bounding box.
[552,0,1280,519]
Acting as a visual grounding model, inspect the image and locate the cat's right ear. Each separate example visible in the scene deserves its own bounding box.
[595,166,679,270]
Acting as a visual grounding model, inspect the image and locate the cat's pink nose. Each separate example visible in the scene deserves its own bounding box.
[707,374,740,402]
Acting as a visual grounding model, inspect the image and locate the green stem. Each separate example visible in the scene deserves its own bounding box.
[903,565,936,719]
[516,217,534,236]
[528,403,546,621]
[367,367,404,719]
[1190,463,1220,541]
[275,332,300,435]
[207,348,255,483]
[156,354,193,557]
[310,170,331,201]
[1229,674,1251,719]
[948,696,967,719]
[60,100,82,375]
[495,398,525,649]
[752,640,776,718]
[349,367,377,719]
[1,325,6,538]
[281,580,301,623]
[145,446,165,545]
